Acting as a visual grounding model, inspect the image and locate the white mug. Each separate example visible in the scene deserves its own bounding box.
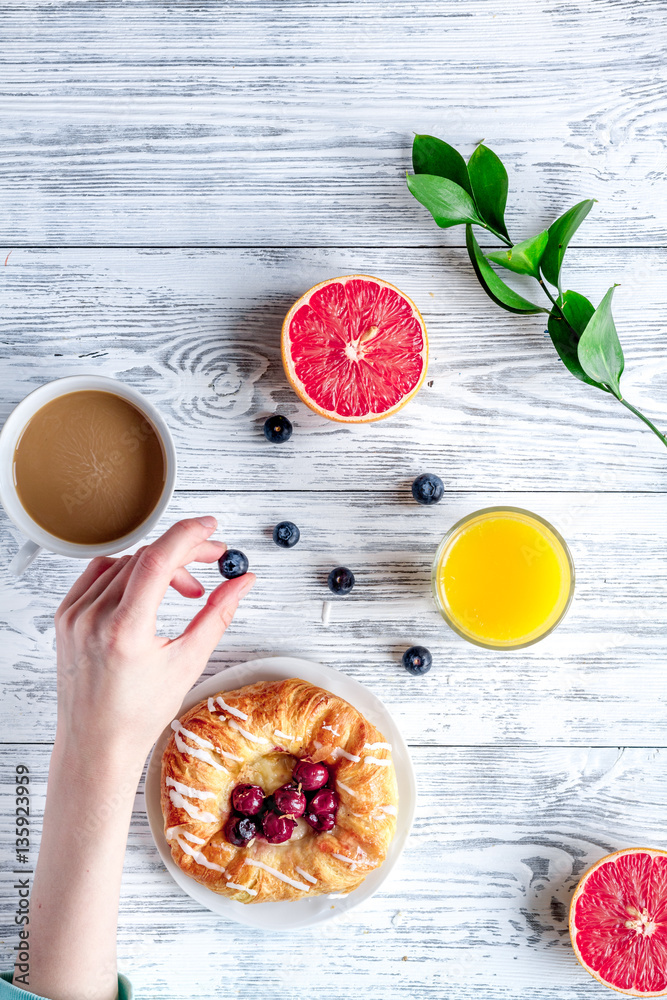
[0,375,177,575]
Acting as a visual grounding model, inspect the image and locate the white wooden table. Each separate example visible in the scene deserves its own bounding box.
[2,2,667,997]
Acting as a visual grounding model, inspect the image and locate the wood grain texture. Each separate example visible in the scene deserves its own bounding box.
[3,490,667,746]
[3,744,667,999]
[2,0,667,246]
[1,247,666,491]
[2,0,667,994]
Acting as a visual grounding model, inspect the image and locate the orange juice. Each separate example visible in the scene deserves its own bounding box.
[432,507,574,649]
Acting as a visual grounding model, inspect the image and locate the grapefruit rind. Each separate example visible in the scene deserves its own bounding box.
[280,274,428,423]
[569,847,667,998]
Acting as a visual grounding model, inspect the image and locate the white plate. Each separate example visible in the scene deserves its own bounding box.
[145,656,417,930]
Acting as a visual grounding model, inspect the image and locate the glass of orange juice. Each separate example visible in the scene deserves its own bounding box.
[432,507,574,650]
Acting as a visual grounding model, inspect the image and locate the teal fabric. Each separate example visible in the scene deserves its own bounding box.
[1,971,133,999]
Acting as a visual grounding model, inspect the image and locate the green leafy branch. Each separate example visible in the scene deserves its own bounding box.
[407,135,667,449]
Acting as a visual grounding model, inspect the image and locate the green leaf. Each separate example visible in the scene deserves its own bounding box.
[541,199,596,289]
[467,144,510,242]
[407,173,483,229]
[577,285,624,398]
[465,226,547,314]
[486,230,549,278]
[547,290,607,389]
[412,135,473,196]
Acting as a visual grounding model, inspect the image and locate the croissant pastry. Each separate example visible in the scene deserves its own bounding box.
[161,677,398,903]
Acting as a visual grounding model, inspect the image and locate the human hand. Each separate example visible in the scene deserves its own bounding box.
[53,516,256,771]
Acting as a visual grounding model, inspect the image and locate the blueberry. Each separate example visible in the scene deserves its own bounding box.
[273,520,300,548]
[218,549,249,579]
[328,566,355,595]
[411,473,444,505]
[224,815,257,847]
[402,645,433,676]
[263,414,293,443]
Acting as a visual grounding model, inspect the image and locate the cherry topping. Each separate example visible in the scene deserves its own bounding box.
[261,811,296,844]
[292,760,329,791]
[273,783,307,818]
[225,815,257,847]
[231,783,264,816]
[305,811,335,833]
[309,788,338,816]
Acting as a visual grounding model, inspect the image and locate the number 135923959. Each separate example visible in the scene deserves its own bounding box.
[15,765,30,863]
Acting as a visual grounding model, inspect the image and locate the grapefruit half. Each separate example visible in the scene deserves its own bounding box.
[570,848,667,997]
[281,274,428,422]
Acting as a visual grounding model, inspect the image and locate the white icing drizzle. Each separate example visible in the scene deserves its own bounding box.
[314,740,361,763]
[207,697,215,713]
[243,858,311,891]
[169,789,217,823]
[364,742,392,751]
[171,719,216,751]
[226,881,257,896]
[172,728,226,772]
[227,719,269,744]
[379,804,398,816]
[274,728,293,740]
[216,696,248,720]
[364,756,392,767]
[336,780,356,795]
[175,836,225,873]
[218,749,244,763]
[295,866,318,884]
[330,747,361,763]
[322,724,340,737]
[181,830,206,845]
[165,776,216,800]
[332,852,359,870]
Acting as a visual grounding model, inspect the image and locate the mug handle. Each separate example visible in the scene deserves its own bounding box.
[10,539,42,576]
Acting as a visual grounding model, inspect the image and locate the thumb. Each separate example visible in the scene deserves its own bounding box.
[172,573,256,664]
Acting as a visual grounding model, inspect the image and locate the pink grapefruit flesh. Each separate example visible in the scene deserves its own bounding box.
[281,274,428,422]
[570,848,667,997]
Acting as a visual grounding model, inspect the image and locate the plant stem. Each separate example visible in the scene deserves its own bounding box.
[538,278,562,315]
[481,225,512,247]
[538,277,667,448]
[618,397,667,449]
[539,276,583,344]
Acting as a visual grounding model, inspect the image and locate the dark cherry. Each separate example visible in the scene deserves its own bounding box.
[305,811,336,833]
[225,815,257,847]
[261,811,296,844]
[231,783,264,816]
[309,788,338,816]
[273,783,307,818]
[292,760,329,792]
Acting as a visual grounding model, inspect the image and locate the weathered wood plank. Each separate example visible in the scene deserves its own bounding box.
[3,744,667,998]
[3,490,667,746]
[2,0,666,245]
[2,247,666,491]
